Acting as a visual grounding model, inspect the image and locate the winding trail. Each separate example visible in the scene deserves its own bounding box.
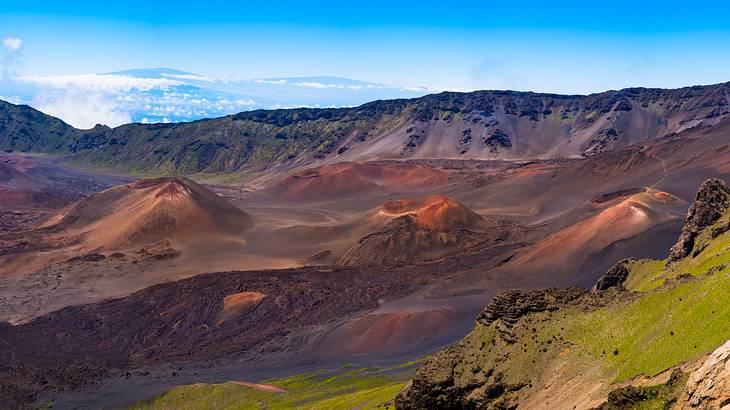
[649,154,669,189]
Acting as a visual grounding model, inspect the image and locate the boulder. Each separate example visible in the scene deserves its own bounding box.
[593,259,632,292]
[684,339,730,409]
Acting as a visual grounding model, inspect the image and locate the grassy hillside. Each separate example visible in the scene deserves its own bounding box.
[132,363,421,410]
[395,178,730,408]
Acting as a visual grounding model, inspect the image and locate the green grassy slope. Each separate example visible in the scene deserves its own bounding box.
[132,363,421,410]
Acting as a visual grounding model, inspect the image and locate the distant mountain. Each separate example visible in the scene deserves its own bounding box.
[0,82,729,175]
[4,67,433,125]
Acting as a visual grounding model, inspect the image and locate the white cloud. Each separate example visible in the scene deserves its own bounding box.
[3,37,23,52]
[162,73,218,82]
[2,36,24,80]
[252,78,287,85]
[34,92,132,129]
[295,81,343,89]
[17,74,180,93]
[400,85,441,93]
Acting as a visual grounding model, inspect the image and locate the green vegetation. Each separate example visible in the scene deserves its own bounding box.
[598,371,688,410]
[413,214,730,407]
[0,100,412,175]
[623,259,665,292]
[623,227,730,293]
[547,108,576,122]
[132,364,416,410]
[570,269,730,381]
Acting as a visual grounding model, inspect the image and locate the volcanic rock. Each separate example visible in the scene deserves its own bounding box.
[593,259,632,292]
[667,178,729,265]
[684,339,730,409]
[477,287,588,325]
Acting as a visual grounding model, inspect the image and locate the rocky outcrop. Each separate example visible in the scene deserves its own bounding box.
[394,288,590,409]
[593,369,685,410]
[483,129,512,153]
[477,287,588,325]
[684,339,730,409]
[667,178,729,265]
[592,259,632,292]
[395,364,524,410]
[583,128,620,157]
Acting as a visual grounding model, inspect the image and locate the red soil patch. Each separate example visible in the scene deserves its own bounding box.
[0,188,67,208]
[511,189,676,272]
[265,161,448,202]
[378,195,486,231]
[128,178,180,190]
[219,291,266,323]
[0,189,26,203]
[153,180,190,199]
[654,191,673,203]
[231,381,286,393]
[0,161,40,188]
[320,309,455,354]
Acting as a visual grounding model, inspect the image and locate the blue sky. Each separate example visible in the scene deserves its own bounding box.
[2,0,730,93]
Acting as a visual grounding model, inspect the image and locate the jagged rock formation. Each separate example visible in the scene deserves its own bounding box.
[583,128,621,157]
[592,259,632,292]
[395,364,526,410]
[667,178,729,265]
[477,287,588,325]
[593,369,686,410]
[684,339,730,409]
[394,288,594,409]
[483,129,512,153]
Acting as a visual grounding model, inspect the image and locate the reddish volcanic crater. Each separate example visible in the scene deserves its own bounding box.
[377,195,492,231]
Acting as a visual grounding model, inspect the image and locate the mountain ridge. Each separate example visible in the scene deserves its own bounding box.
[1,81,729,175]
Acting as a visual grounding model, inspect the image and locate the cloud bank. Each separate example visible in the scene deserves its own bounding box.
[34,92,132,129]
[3,37,23,52]
[0,44,434,127]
